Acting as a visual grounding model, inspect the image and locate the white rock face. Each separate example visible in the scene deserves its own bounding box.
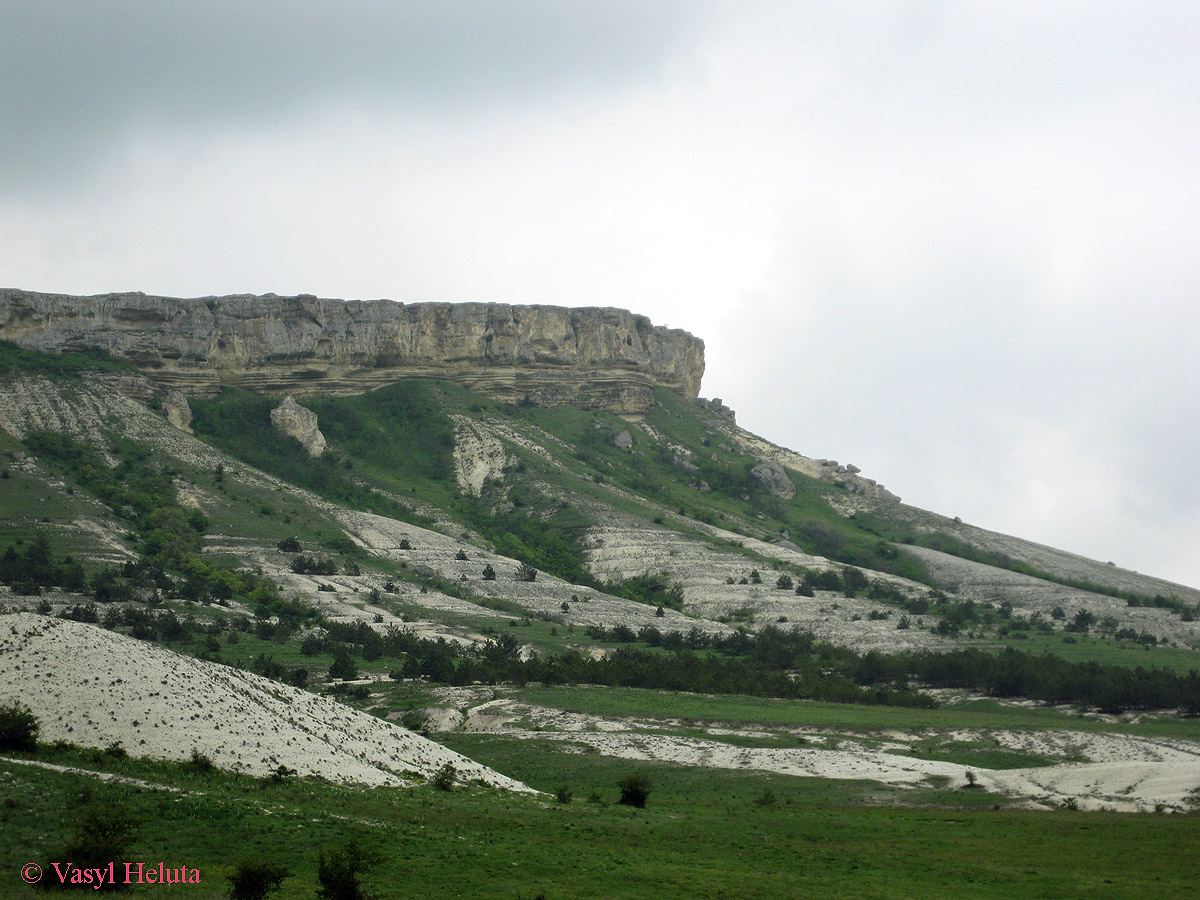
[0,613,530,791]
[0,289,706,414]
[270,395,326,457]
[163,390,192,431]
[452,415,508,496]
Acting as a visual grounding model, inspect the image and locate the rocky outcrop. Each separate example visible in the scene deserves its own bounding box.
[163,390,193,432]
[270,395,326,457]
[697,397,736,422]
[0,289,705,415]
[749,460,796,500]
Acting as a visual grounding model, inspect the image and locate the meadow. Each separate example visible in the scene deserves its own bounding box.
[3,738,1200,900]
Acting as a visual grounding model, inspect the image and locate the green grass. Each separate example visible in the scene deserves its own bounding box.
[513,684,1200,741]
[984,631,1200,675]
[4,741,1200,900]
[0,341,139,377]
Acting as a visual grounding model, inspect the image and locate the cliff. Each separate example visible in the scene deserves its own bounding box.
[0,289,705,414]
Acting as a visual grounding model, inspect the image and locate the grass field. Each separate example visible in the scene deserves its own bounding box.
[512,684,1200,741]
[3,740,1199,900]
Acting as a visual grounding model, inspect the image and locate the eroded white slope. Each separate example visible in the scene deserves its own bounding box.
[0,613,529,791]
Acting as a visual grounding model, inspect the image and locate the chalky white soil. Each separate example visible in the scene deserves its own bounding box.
[0,613,530,791]
[423,687,1200,813]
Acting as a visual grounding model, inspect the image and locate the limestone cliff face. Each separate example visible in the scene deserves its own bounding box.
[0,289,705,414]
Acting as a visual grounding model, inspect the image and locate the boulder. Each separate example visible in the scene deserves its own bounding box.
[613,429,634,451]
[270,395,327,457]
[163,390,193,432]
[749,460,796,500]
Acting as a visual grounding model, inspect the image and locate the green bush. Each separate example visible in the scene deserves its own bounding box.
[53,804,138,891]
[316,836,378,900]
[227,856,290,900]
[0,702,38,751]
[434,762,457,792]
[189,748,215,774]
[617,772,653,808]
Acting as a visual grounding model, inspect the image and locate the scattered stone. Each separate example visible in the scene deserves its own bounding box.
[613,429,634,451]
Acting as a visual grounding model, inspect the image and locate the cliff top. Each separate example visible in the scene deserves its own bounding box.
[0,289,705,414]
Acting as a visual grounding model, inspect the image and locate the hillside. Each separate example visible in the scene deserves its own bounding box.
[3,307,1200,896]
[0,613,527,790]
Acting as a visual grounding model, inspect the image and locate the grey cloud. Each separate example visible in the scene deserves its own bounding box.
[0,0,711,189]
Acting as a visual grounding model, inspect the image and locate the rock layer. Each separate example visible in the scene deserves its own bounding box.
[0,289,705,414]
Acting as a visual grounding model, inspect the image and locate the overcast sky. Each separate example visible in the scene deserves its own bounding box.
[2,1,1198,587]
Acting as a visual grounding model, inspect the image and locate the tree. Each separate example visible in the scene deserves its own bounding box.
[617,772,653,808]
[482,564,496,581]
[516,563,537,582]
[316,836,378,900]
[0,702,38,751]
[776,574,794,590]
[328,647,359,681]
[455,548,468,561]
[227,857,290,900]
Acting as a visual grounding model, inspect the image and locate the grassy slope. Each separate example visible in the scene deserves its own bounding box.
[3,745,1200,900]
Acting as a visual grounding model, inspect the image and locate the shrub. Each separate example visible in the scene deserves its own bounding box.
[515,563,537,582]
[316,836,378,900]
[554,785,573,803]
[455,548,468,561]
[776,574,793,590]
[55,804,138,886]
[189,748,215,774]
[617,772,652,808]
[433,762,457,791]
[228,856,291,900]
[0,702,39,751]
[265,764,296,785]
[754,788,777,806]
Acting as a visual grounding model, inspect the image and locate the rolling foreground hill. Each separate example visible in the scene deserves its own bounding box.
[3,291,1200,898]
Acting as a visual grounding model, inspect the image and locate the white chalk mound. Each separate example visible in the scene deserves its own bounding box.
[0,613,529,791]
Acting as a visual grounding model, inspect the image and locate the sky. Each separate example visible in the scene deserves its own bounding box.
[2,1,1198,587]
